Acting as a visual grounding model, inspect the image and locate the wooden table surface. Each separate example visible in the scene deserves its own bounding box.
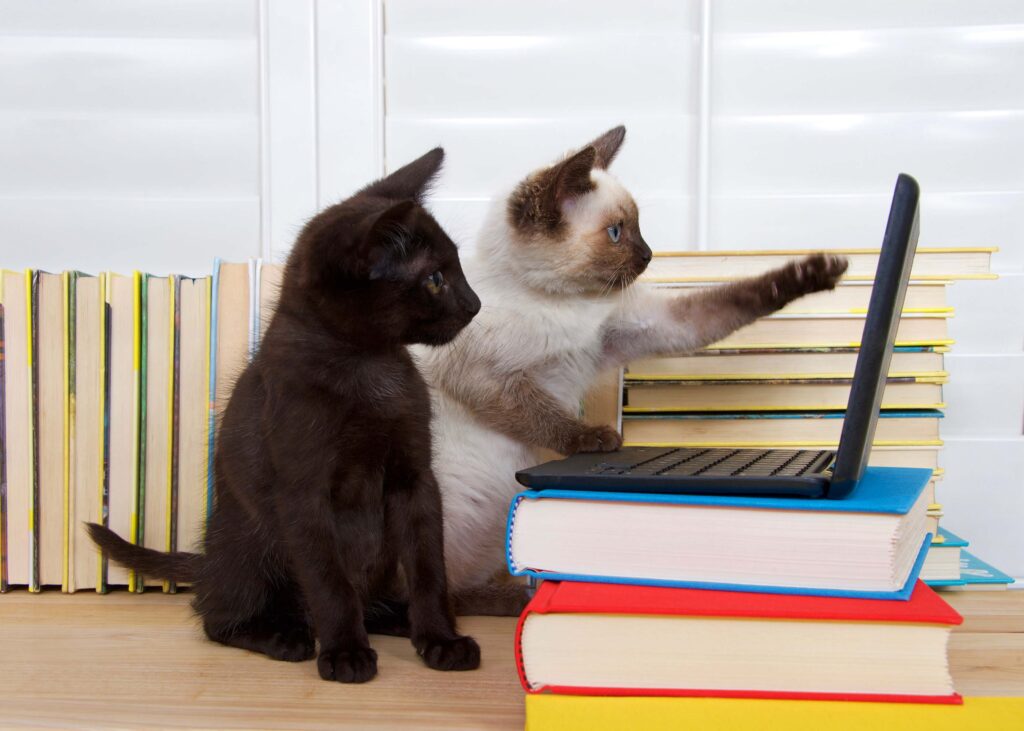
[0,590,1021,730]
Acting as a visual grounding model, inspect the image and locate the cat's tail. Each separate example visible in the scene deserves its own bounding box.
[86,523,201,583]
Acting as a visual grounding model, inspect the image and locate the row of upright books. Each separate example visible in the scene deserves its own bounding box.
[0,261,279,592]
[583,246,1013,590]
[1,249,1013,593]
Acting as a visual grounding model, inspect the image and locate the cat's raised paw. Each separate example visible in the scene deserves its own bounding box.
[786,253,849,295]
[570,425,623,454]
[317,646,378,683]
[419,635,481,671]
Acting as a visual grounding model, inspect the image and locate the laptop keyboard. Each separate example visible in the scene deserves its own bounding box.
[586,448,833,478]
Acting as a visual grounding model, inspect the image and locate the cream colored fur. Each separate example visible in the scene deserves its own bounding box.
[415,138,846,597]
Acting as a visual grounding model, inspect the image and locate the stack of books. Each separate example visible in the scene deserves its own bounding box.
[597,247,1012,590]
[506,467,973,726]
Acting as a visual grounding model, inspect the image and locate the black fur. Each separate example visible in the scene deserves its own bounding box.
[88,147,482,682]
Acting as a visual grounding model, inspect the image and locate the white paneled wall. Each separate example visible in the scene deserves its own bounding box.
[2,1,1022,574]
[382,0,700,250]
[705,0,1023,578]
[0,0,262,275]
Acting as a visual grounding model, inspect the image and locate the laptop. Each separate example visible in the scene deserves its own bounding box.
[516,173,921,500]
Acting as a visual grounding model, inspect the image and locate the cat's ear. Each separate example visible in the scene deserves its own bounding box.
[508,146,596,232]
[585,125,626,169]
[360,148,445,203]
[361,200,417,280]
[550,145,598,204]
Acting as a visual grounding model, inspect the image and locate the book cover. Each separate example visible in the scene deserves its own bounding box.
[140,275,174,590]
[62,272,74,591]
[98,274,112,591]
[516,580,961,704]
[707,312,950,350]
[949,549,1016,590]
[206,261,220,537]
[166,275,182,593]
[66,273,104,593]
[640,247,995,282]
[651,279,949,315]
[622,409,943,447]
[133,273,149,593]
[102,272,141,588]
[173,276,210,587]
[623,376,945,412]
[0,298,6,591]
[1,271,32,588]
[28,271,40,591]
[508,466,933,599]
[627,346,946,381]
[525,695,1021,731]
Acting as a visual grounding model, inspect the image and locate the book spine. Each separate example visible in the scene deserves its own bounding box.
[132,275,142,585]
[166,276,182,594]
[134,273,148,592]
[204,276,213,523]
[207,260,220,532]
[249,258,261,358]
[0,297,7,592]
[62,272,75,592]
[98,273,111,593]
[28,270,39,592]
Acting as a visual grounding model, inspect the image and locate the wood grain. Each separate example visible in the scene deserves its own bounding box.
[0,589,1021,729]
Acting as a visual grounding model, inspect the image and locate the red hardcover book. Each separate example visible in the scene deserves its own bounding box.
[515,580,962,704]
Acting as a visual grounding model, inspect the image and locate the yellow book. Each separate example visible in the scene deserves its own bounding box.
[710,313,950,350]
[525,695,1024,731]
[621,411,942,447]
[624,377,945,412]
[656,279,951,314]
[627,350,946,379]
[641,246,996,282]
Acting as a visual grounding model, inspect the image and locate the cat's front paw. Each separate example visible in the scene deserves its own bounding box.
[418,635,481,671]
[317,646,378,683]
[570,425,623,454]
[775,254,849,301]
[265,627,316,662]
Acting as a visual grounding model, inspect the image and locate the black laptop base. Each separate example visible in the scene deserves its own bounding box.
[515,446,835,499]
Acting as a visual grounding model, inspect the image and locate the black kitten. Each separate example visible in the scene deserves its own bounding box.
[89,148,483,683]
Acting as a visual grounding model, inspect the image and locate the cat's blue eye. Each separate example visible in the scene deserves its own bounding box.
[607,224,621,244]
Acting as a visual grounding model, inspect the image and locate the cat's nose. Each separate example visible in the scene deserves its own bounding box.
[463,289,481,317]
[637,240,652,263]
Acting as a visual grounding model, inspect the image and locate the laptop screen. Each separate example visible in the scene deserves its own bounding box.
[829,174,921,497]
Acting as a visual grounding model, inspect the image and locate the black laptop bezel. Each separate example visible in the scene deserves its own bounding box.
[828,173,921,498]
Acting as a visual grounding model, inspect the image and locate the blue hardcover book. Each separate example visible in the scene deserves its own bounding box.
[948,549,1016,591]
[934,527,969,547]
[507,466,932,600]
[923,528,969,587]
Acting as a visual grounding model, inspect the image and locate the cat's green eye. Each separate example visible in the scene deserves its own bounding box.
[425,270,445,294]
[607,223,622,244]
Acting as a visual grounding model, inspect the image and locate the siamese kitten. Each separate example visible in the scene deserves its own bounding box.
[415,127,849,613]
[89,149,483,682]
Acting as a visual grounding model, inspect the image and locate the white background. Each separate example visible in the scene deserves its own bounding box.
[1,0,1022,578]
